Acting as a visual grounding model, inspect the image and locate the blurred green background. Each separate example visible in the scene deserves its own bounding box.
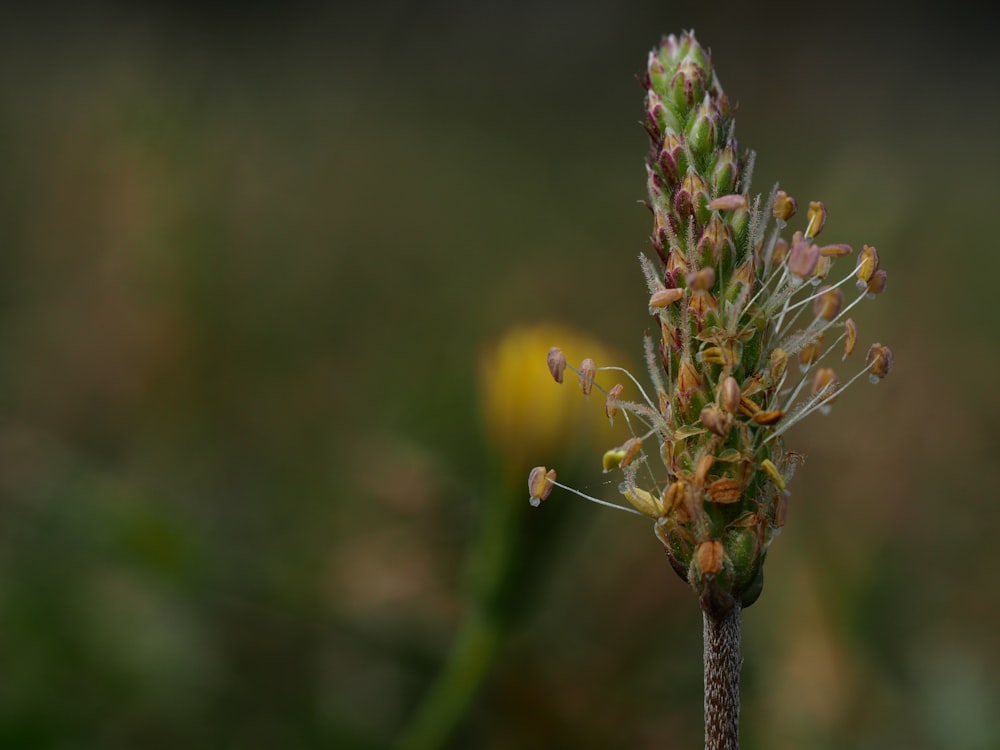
[1,3,998,749]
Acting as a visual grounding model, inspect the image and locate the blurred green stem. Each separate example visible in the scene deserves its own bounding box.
[395,476,526,750]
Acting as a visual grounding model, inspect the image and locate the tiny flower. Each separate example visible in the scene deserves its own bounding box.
[843,319,858,358]
[528,466,558,506]
[700,405,729,437]
[578,358,597,396]
[805,200,827,238]
[605,382,625,423]
[720,376,741,414]
[772,190,797,221]
[695,540,725,576]
[787,234,820,281]
[547,347,567,384]
[866,343,893,382]
[708,478,743,503]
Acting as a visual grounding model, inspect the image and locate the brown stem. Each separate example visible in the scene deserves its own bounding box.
[703,600,742,750]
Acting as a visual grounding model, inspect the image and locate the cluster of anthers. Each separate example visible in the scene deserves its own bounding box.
[528,31,892,611]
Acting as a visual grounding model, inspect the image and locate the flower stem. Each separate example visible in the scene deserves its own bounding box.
[703,600,742,750]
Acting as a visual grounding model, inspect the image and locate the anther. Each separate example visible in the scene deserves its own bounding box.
[760,459,786,490]
[547,347,566,384]
[528,466,558,506]
[578,358,597,396]
[843,319,857,359]
[866,343,893,382]
[813,286,844,320]
[707,194,747,212]
[605,383,625,423]
[805,200,827,239]
[772,190,797,221]
[649,287,685,308]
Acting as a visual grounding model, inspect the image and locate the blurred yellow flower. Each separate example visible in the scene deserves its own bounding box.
[478,323,630,472]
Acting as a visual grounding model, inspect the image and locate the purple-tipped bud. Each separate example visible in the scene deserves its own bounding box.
[688,95,719,157]
[547,347,566,384]
[712,140,739,195]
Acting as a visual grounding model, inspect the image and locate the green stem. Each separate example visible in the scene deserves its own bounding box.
[395,478,526,750]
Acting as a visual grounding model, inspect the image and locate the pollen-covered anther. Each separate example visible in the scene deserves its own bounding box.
[697,346,728,366]
[812,255,832,282]
[707,478,743,503]
[700,406,729,437]
[720,376,741,414]
[855,244,880,289]
[813,286,844,320]
[547,347,566,384]
[787,235,820,281]
[707,194,747,211]
[649,287,685,309]
[602,448,626,472]
[866,269,887,297]
[760,458,786,491]
[805,200,827,239]
[773,190,797,221]
[843,319,858,359]
[866,343,893,382]
[695,540,725,576]
[528,466,557,506]
[605,383,624,423]
[753,409,784,426]
[578,358,597,396]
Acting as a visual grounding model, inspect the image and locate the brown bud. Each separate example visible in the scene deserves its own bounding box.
[649,287,685,308]
[700,405,729,437]
[773,190,797,221]
[578,358,596,396]
[605,383,624,423]
[866,343,893,382]
[805,200,827,239]
[843,318,858,359]
[813,285,843,320]
[708,478,743,503]
[547,347,566,384]
[663,480,688,515]
[753,409,785,425]
[707,194,747,211]
[695,540,725,576]
[739,395,761,416]
[528,466,557,506]
[720,376,741,414]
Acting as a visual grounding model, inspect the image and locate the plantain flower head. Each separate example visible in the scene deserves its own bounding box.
[529,31,893,613]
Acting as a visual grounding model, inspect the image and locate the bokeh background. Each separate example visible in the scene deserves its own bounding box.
[1,3,998,749]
